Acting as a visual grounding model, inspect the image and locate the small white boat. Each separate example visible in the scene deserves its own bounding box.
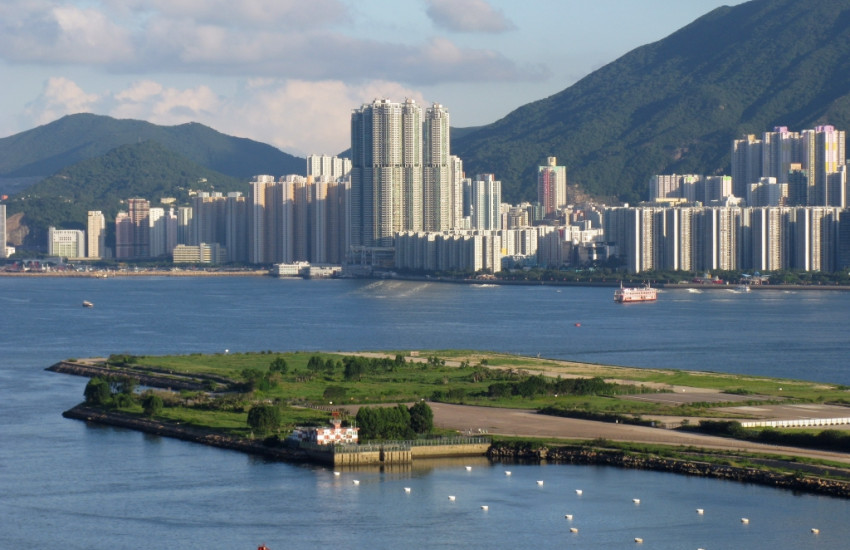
[404,487,411,493]
[696,508,704,515]
[575,489,583,495]
[634,537,643,544]
[352,480,360,485]
[448,495,456,501]
[82,300,94,308]
[741,518,749,524]
[564,514,573,520]
[465,466,472,471]
[481,505,488,511]
[736,284,751,293]
[569,527,578,534]
[632,498,640,504]
[537,480,544,486]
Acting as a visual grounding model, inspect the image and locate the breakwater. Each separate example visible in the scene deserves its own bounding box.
[47,361,231,391]
[63,405,308,461]
[487,442,850,499]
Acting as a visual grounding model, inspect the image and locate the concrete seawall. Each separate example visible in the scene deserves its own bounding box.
[488,442,850,499]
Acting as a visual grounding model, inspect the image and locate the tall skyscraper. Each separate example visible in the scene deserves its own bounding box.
[537,157,567,216]
[423,103,451,231]
[0,204,8,259]
[307,154,351,179]
[350,98,425,248]
[470,174,501,231]
[731,134,763,199]
[86,210,106,259]
[127,198,151,258]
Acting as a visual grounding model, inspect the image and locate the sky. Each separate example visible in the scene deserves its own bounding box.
[0,0,745,157]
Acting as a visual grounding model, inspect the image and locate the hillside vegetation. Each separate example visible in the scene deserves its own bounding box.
[453,0,850,203]
[0,113,303,180]
[4,141,247,247]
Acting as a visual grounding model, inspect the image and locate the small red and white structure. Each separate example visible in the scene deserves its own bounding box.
[289,413,359,445]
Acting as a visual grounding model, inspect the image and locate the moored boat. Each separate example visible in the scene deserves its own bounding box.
[614,282,657,303]
[82,300,94,308]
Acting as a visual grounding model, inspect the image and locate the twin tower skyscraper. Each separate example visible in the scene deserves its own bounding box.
[350,98,456,247]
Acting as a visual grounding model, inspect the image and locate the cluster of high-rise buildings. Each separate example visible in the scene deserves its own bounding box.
[12,107,850,276]
[28,98,571,272]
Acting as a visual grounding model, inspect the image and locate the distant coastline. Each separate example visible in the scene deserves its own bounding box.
[3,268,850,290]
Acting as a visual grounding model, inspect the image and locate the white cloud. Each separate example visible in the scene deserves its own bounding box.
[0,0,540,85]
[425,0,516,33]
[25,77,100,125]
[105,0,349,30]
[0,2,133,64]
[22,76,429,156]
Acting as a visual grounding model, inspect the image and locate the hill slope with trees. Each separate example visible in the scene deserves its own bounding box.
[0,113,304,181]
[452,0,850,203]
[4,140,246,248]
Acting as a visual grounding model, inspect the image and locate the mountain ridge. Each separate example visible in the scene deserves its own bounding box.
[453,0,850,203]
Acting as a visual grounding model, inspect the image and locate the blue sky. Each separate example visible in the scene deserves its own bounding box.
[0,0,744,156]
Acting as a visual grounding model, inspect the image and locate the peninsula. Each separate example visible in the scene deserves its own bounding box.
[50,351,850,498]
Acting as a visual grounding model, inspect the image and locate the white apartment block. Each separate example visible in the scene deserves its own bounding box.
[48,227,85,259]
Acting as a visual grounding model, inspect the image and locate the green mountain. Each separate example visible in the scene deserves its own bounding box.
[0,113,304,180]
[4,140,247,248]
[452,0,850,204]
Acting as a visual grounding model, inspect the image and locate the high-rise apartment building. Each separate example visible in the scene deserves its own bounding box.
[127,198,151,258]
[423,104,451,232]
[732,126,846,207]
[351,98,441,248]
[470,174,501,231]
[307,154,351,179]
[1,204,8,258]
[537,157,567,216]
[86,210,106,259]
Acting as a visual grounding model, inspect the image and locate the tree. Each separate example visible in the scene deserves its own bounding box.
[409,401,434,434]
[269,356,288,375]
[247,404,281,436]
[84,377,111,406]
[142,394,163,417]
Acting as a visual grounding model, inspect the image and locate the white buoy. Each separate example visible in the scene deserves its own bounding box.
[404,487,411,493]
[537,480,544,486]
[576,489,583,495]
[633,498,640,504]
[352,480,360,485]
[505,471,511,476]
[481,505,489,511]
[741,518,749,524]
[448,495,456,501]
[570,527,578,533]
[634,537,643,544]
[565,514,573,520]
[465,466,472,471]
[811,528,820,534]
[696,508,704,515]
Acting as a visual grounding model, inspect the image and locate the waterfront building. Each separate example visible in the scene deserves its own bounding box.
[47,226,85,259]
[172,243,226,264]
[86,210,105,259]
[538,157,567,216]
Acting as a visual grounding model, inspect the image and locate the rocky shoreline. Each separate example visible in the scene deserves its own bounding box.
[488,442,850,499]
[63,405,308,462]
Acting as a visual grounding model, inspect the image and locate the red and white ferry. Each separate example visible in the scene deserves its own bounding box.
[613,282,657,303]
